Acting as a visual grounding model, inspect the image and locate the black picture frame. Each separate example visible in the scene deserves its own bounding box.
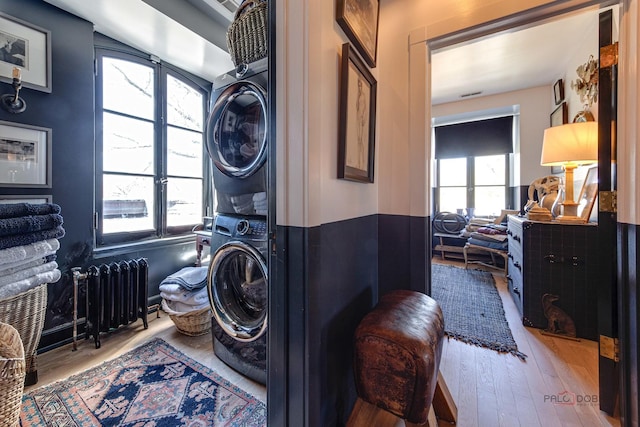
[550,102,568,127]
[0,12,52,92]
[338,43,376,183]
[549,102,568,174]
[553,79,564,105]
[336,0,379,68]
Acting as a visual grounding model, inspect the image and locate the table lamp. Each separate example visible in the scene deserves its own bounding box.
[540,121,598,223]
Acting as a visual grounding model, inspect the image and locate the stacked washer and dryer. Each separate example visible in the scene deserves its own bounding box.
[204,58,268,384]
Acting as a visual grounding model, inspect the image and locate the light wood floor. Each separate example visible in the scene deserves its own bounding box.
[434,257,620,427]
[26,260,620,426]
[24,312,267,403]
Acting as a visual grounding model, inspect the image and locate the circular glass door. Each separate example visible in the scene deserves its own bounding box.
[206,81,267,178]
[207,241,267,342]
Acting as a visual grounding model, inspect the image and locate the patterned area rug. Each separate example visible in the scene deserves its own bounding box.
[431,264,527,360]
[20,338,266,426]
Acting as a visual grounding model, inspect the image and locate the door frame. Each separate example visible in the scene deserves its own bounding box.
[412,0,623,418]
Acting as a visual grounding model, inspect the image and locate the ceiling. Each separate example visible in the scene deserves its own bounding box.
[430,9,598,105]
[43,0,598,105]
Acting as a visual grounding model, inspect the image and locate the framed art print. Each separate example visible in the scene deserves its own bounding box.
[0,120,52,187]
[336,0,379,68]
[0,12,52,92]
[338,43,376,183]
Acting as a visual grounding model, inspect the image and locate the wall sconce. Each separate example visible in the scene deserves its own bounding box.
[1,67,27,114]
[540,122,598,223]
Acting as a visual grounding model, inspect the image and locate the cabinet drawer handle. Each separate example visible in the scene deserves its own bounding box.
[507,229,513,236]
[513,287,521,297]
[544,254,563,264]
[513,235,521,243]
[507,252,514,260]
[513,261,521,271]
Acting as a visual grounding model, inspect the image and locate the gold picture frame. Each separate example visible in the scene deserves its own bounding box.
[338,43,376,183]
[336,0,379,68]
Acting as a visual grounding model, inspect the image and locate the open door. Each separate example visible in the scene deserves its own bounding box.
[596,7,619,416]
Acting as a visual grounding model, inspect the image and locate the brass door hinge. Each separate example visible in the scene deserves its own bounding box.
[599,190,617,213]
[600,42,619,68]
[600,335,620,362]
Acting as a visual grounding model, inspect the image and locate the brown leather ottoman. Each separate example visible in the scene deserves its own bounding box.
[348,290,445,426]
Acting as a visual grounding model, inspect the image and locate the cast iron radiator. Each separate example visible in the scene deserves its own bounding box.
[72,258,149,349]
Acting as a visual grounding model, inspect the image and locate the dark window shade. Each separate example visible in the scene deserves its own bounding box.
[435,116,514,159]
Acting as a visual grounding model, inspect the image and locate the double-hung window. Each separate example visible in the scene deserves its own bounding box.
[95,46,209,246]
[434,116,514,216]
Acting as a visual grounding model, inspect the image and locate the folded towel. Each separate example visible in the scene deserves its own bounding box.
[159,266,208,291]
[160,286,209,306]
[0,226,65,250]
[0,268,61,300]
[0,213,64,237]
[0,261,58,287]
[162,298,210,313]
[0,239,60,266]
[0,257,46,277]
[0,203,61,219]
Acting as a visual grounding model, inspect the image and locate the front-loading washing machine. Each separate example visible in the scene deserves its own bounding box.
[207,213,267,384]
[205,58,268,216]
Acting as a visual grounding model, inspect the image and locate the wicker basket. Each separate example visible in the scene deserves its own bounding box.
[161,299,212,336]
[226,0,267,66]
[0,322,25,427]
[0,284,47,386]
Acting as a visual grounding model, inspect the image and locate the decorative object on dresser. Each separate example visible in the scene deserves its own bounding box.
[506,215,598,340]
[541,293,577,339]
[540,121,598,223]
[525,175,560,216]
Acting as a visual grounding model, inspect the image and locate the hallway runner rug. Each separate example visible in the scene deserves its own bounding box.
[20,338,266,426]
[431,263,527,360]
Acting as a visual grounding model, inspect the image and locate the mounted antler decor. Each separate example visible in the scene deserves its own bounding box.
[570,54,599,108]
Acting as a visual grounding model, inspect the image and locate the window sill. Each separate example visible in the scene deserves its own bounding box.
[93,234,195,260]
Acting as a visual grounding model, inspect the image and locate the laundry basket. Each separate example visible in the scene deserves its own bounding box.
[226,0,267,66]
[0,322,25,427]
[162,299,212,336]
[0,283,47,386]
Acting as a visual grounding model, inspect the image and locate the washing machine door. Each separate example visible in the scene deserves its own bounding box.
[207,241,267,342]
[206,81,267,178]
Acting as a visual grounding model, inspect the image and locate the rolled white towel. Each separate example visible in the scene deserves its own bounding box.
[163,298,210,313]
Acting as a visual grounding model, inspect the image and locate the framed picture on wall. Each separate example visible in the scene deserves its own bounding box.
[577,166,598,222]
[0,194,51,204]
[0,121,52,188]
[553,79,564,105]
[336,0,380,68]
[549,102,568,174]
[550,102,568,127]
[338,43,377,183]
[0,12,52,92]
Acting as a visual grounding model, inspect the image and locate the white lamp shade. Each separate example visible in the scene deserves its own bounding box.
[540,122,598,166]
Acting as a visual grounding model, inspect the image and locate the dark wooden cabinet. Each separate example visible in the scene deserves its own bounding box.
[506,215,598,340]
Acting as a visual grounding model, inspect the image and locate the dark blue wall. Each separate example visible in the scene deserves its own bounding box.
[273,214,430,426]
[0,0,200,350]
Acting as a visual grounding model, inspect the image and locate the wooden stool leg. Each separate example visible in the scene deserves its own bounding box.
[347,397,402,427]
[433,374,457,423]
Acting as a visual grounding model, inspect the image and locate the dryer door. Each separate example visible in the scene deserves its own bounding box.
[207,241,267,342]
[206,81,267,178]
